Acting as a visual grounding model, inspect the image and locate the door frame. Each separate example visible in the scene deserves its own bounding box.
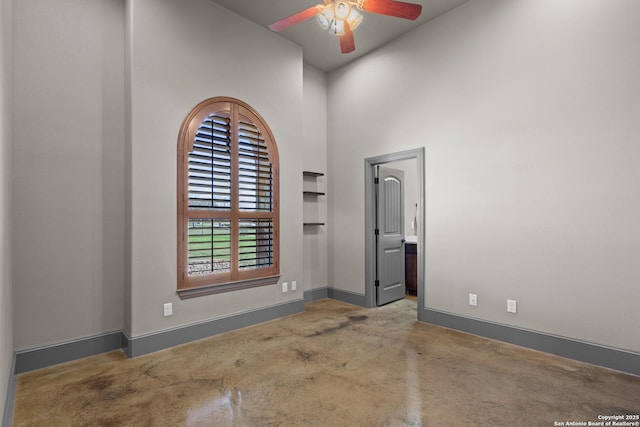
[364,148,426,320]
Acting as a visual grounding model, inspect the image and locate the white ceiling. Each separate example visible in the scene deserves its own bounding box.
[211,0,469,72]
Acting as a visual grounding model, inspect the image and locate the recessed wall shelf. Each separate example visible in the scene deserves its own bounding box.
[303,171,325,226]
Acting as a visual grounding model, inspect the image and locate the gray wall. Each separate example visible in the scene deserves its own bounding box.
[125,0,304,338]
[303,64,329,291]
[9,0,309,353]
[12,0,126,350]
[328,0,640,353]
[0,0,13,415]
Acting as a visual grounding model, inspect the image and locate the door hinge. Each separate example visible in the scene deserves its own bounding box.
[374,177,379,185]
[375,279,380,288]
[375,228,379,236]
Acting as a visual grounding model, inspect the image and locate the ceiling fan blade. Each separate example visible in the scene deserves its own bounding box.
[269,5,323,32]
[360,0,422,20]
[339,21,355,54]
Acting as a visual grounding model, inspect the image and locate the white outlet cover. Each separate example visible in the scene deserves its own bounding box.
[163,303,173,317]
[282,282,288,293]
[292,281,297,291]
[469,293,477,306]
[507,299,517,313]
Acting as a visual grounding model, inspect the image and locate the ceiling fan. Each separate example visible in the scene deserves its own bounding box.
[269,0,423,54]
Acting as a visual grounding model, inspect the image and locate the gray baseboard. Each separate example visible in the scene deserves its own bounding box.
[2,354,16,427]
[421,308,640,377]
[304,287,328,302]
[125,299,305,358]
[327,288,367,307]
[14,331,124,374]
[12,300,305,374]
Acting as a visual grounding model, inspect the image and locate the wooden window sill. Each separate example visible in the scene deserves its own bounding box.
[178,275,281,299]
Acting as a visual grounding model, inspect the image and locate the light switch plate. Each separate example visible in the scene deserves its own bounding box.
[507,299,517,313]
[282,282,288,293]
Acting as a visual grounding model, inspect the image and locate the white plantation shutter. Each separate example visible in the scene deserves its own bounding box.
[178,98,280,297]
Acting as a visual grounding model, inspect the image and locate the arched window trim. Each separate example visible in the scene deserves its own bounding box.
[177,97,280,299]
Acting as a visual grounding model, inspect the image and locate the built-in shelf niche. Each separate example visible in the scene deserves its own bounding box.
[303,171,325,226]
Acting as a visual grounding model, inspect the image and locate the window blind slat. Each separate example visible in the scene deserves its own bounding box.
[236,120,272,213]
[238,219,274,270]
[188,113,232,210]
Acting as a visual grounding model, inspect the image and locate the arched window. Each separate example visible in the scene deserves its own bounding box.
[177,97,279,298]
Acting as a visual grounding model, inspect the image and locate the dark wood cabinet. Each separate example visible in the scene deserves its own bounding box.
[405,243,417,295]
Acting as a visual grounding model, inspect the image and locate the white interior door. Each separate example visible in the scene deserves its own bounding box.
[376,166,405,306]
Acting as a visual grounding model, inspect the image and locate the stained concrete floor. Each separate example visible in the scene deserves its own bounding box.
[13,298,640,426]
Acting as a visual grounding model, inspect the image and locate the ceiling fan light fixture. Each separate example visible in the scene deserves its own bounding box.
[346,8,363,31]
[316,7,334,31]
[334,1,351,20]
[317,7,344,34]
[316,2,363,35]
[332,19,345,35]
[271,0,422,54]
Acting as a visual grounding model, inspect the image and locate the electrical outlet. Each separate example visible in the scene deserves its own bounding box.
[282,282,288,293]
[469,293,477,307]
[292,281,297,291]
[163,303,173,317]
[507,299,517,314]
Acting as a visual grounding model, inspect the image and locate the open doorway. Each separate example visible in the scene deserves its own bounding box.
[364,148,426,320]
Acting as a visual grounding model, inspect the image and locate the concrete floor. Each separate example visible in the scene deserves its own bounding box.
[13,299,640,426]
